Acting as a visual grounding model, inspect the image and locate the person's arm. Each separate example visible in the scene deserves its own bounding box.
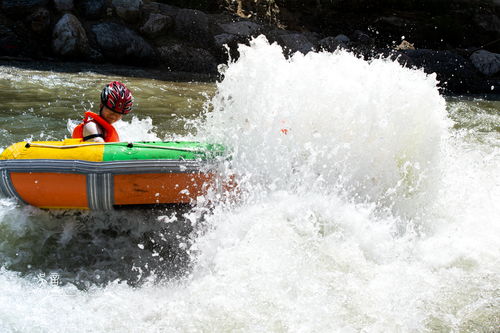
[82,122,105,142]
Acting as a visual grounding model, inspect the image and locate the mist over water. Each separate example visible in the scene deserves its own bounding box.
[1,37,499,332]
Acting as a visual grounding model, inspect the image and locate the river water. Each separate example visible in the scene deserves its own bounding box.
[0,37,498,332]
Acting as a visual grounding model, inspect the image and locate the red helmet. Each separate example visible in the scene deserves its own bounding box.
[100,81,133,114]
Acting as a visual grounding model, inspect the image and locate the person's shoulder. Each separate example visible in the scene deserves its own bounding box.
[83,120,103,134]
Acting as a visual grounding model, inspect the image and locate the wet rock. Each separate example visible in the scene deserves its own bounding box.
[1,0,49,16]
[212,20,262,57]
[112,0,141,23]
[52,13,89,58]
[142,2,179,17]
[0,21,20,56]
[402,49,487,93]
[470,50,500,76]
[377,49,415,67]
[140,13,172,38]
[88,47,103,61]
[352,30,373,44]
[334,34,350,43]
[29,7,50,33]
[302,31,321,46]
[376,16,411,28]
[318,35,348,52]
[158,44,217,73]
[53,0,73,12]
[214,33,237,49]
[278,33,314,54]
[174,9,210,46]
[78,0,105,20]
[395,40,415,50]
[218,21,261,37]
[91,22,156,64]
[473,12,500,33]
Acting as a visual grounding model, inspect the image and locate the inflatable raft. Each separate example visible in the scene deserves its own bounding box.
[0,139,226,209]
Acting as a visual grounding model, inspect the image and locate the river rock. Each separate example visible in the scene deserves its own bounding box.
[174,9,210,46]
[395,40,415,50]
[334,34,350,44]
[470,50,500,76]
[352,30,373,44]
[52,13,89,58]
[402,49,486,93]
[91,22,155,63]
[140,13,172,38]
[278,33,314,54]
[473,12,500,33]
[318,35,349,52]
[142,2,179,17]
[214,33,237,49]
[29,7,50,33]
[158,44,217,73]
[53,0,73,12]
[376,16,411,28]
[0,19,19,56]
[78,0,105,20]
[219,21,261,37]
[1,0,49,16]
[112,0,141,23]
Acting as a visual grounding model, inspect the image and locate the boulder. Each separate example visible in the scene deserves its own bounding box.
[1,0,49,16]
[278,33,314,54]
[78,0,105,20]
[53,0,73,12]
[140,13,172,38]
[473,12,500,33]
[91,22,155,64]
[214,33,237,49]
[29,7,50,33]
[218,21,261,37]
[376,49,415,67]
[470,50,500,76]
[52,13,89,58]
[318,35,349,52]
[174,9,210,46]
[376,16,411,28]
[352,30,373,44]
[335,34,350,43]
[158,44,217,73]
[395,40,415,50]
[112,0,141,23]
[402,49,487,93]
[142,2,179,17]
[0,23,20,56]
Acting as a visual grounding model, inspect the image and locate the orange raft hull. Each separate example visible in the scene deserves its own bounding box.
[6,171,214,209]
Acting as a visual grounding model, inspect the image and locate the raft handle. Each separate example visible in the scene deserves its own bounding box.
[25,143,31,148]
[127,142,133,148]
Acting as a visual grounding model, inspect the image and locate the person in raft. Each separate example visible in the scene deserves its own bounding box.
[72,81,133,142]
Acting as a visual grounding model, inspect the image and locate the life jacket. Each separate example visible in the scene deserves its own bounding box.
[72,111,120,142]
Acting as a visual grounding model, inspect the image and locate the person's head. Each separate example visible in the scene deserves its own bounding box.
[99,81,133,124]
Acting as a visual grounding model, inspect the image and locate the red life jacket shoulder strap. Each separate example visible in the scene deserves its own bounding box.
[72,112,120,142]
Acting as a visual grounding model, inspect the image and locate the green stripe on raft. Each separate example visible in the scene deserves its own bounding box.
[102,141,226,161]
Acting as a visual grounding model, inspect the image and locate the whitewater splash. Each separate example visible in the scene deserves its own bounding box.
[199,36,449,220]
[1,37,498,332]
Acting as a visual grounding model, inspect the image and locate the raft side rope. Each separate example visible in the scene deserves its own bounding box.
[24,142,208,153]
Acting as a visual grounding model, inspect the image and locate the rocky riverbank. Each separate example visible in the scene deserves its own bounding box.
[1,0,500,94]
